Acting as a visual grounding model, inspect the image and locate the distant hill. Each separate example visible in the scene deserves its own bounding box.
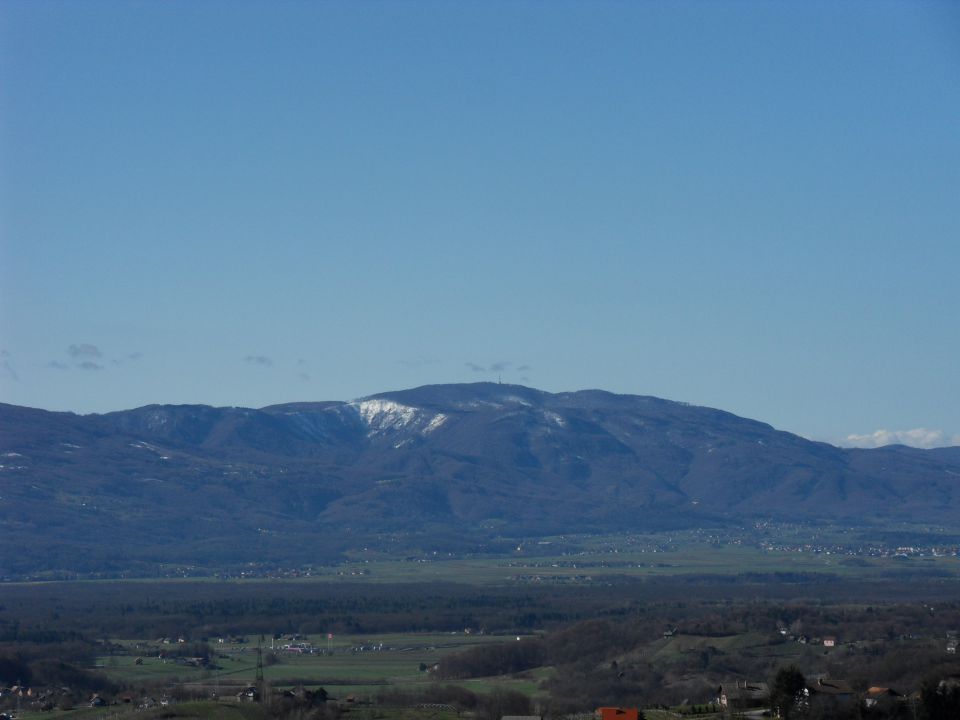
[2,383,958,576]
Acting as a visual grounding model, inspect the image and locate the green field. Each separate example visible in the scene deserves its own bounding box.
[10,527,957,589]
[98,632,544,702]
[22,542,957,591]
[331,540,959,585]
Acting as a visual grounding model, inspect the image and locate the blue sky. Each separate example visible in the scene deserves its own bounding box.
[1,0,958,448]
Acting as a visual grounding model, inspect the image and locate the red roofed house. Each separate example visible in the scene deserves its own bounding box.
[597,708,639,720]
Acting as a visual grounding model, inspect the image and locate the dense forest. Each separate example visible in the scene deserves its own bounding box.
[3,572,960,639]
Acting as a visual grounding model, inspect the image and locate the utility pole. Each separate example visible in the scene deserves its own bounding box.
[255,635,265,702]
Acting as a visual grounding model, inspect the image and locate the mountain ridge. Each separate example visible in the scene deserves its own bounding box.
[2,383,958,576]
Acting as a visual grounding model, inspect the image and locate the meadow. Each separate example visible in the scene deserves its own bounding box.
[339,541,959,586]
[95,632,542,701]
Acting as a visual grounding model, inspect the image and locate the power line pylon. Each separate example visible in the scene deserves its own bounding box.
[255,635,265,701]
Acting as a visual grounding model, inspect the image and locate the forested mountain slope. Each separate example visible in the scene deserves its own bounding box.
[2,383,958,574]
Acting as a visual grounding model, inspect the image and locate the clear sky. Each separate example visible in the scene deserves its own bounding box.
[1,0,958,448]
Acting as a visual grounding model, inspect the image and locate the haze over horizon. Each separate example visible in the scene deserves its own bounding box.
[1,1,958,449]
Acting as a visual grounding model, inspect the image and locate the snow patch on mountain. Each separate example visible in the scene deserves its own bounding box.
[503,395,533,407]
[350,399,448,438]
[130,441,161,452]
[355,399,418,431]
[423,413,448,434]
[543,411,566,427]
[452,395,531,411]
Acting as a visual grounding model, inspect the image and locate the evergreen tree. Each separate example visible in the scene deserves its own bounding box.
[770,666,806,719]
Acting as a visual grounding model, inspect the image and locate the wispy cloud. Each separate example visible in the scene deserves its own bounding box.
[68,343,102,359]
[466,362,487,372]
[843,428,960,449]
[0,350,18,382]
[50,346,140,370]
[62,343,115,370]
[244,355,273,367]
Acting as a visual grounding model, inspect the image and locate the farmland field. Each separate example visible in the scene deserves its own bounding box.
[97,632,544,702]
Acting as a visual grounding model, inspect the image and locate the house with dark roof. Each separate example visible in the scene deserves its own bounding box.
[808,678,855,699]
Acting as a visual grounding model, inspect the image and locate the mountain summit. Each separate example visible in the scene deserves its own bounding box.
[2,383,958,575]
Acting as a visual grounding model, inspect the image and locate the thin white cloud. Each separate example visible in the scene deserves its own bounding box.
[843,428,959,449]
